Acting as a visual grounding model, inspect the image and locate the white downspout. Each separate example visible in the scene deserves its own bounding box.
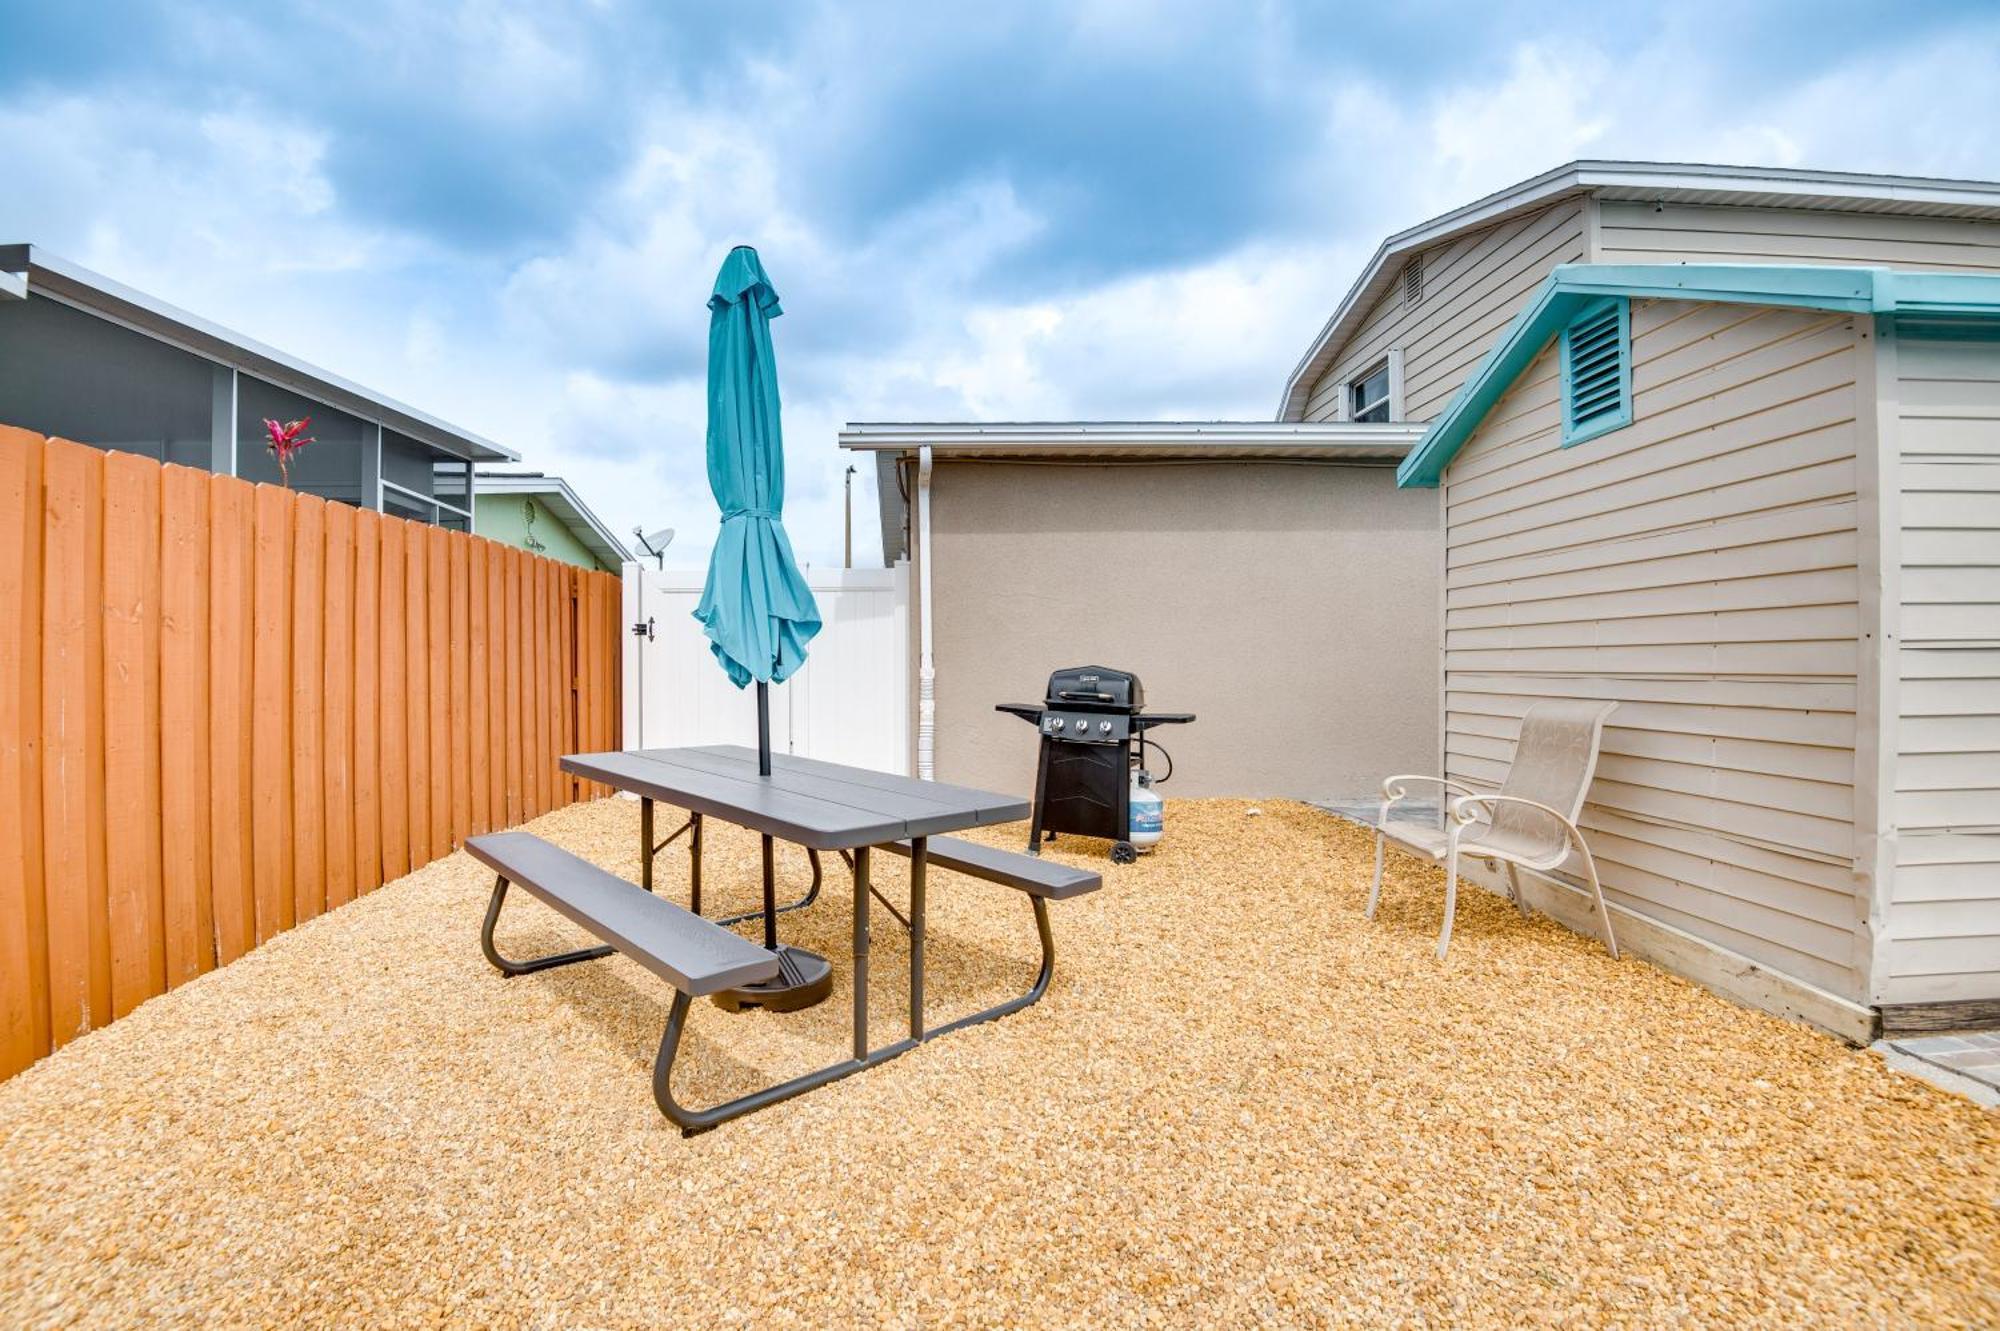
[916,445,936,780]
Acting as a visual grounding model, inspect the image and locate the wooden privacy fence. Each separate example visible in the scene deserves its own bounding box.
[0,425,623,1080]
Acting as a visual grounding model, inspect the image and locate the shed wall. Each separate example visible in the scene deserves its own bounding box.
[926,462,1440,801]
[1884,335,2000,1005]
[1441,298,1869,999]
[1302,202,1588,425]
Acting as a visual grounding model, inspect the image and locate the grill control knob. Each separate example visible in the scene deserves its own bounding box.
[1052,718,1065,732]
[1099,720,1113,734]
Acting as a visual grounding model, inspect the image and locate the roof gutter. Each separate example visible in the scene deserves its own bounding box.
[838,420,1425,459]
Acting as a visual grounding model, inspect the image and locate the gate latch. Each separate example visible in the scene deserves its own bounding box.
[631,616,655,641]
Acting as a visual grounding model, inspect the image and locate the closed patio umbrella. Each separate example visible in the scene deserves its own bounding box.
[693,245,830,1011]
[694,245,821,704]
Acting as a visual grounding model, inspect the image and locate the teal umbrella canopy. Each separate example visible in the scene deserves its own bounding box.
[693,246,821,688]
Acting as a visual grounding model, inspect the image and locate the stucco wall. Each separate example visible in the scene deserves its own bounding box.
[474,493,609,571]
[926,461,1440,801]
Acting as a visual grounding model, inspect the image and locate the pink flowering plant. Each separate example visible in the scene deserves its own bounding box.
[262,416,314,488]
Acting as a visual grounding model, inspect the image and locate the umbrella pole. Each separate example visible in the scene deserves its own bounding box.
[757,681,772,777]
[756,679,778,950]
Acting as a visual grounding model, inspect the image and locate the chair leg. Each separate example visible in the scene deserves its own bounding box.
[1572,837,1619,959]
[1437,842,1459,960]
[1367,828,1386,920]
[1504,862,1529,918]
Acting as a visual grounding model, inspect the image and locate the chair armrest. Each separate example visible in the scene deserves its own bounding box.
[1447,793,1586,860]
[1381,774,1482,803]
[1448,792,1576,827]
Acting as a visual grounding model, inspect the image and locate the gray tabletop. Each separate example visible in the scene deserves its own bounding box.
[560,745,1031,850]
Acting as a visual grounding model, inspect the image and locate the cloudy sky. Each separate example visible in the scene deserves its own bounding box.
[5,1,1999,565]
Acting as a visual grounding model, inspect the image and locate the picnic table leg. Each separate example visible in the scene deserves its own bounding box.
[690,813,702,915]
[909,837,926,1041]
[760,833,779,951]
[853,845,870,1061]
[640,798,654,893]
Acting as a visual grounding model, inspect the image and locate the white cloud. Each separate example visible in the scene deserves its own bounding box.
[6,11,2000,573]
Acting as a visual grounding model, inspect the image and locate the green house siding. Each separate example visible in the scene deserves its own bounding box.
[474,493,612,571]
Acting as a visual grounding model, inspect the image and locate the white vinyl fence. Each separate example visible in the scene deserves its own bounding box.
[622,563,911,774]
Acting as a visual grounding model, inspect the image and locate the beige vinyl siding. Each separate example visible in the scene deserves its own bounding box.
[1884,336,2000,1005]
[1599,203,2000,274]
[1303,201,1586,424]
[1442,298,1868,998]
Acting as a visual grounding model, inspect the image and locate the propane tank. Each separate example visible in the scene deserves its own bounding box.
[1128,770,1164,852]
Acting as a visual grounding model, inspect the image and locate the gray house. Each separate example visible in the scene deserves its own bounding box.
[0,244,514,526]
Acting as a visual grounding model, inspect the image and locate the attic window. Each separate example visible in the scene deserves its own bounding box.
[1559,297,1632,446]
[1348,359,1392,423]
[1401,255,1423,305]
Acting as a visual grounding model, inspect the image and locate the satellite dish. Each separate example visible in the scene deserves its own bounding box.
[633,525,675,568]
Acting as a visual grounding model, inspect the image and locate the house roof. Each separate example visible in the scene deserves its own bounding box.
[2,243,519,462]
[1276,160,2000,421]
[1396,262,2000,489]
[473,471,634,567]
[841,419,1426,564]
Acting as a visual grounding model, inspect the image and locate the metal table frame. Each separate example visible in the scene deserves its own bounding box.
[553,748,1045,1135]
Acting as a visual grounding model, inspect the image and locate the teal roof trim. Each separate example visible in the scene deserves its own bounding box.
[1396,264,2000,487]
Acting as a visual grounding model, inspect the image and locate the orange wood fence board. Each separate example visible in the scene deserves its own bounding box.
[322,501,355,910]
[290,496,325,925]
[249,485,293,941]
[504,547,522,824]
[377,519,409,882]
[0,428,48,1074]
[528,556,544,816]
[407,524,432,866]
[467,537,490,834]
[101,453,165,1019]
[160,465,213,984]
[534,553,549,813]
[490,540,508,826]
[351,509,381,895]
[448,532,470,847]
[207,475,256,966]
[576,571,588,799]
[426,526,449,854]
[537,555,553,814]
[528,557,542,802]
[550,564,566,804]
[40,440,107,1046]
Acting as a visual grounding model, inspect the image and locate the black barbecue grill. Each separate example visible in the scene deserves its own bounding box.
[998,665,1194,862]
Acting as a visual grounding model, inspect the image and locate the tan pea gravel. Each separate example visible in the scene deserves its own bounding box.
[0,797,1994,1328]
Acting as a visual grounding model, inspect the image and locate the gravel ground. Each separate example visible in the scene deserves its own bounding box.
[1,798,1994,1329]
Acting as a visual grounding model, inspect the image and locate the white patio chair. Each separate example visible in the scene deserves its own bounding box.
[1365,700,1619,960]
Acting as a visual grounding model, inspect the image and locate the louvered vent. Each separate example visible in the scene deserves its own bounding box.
[1559,297,1631,446]
[1401,255,1423,305]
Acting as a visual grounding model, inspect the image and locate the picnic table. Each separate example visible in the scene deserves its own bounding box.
[470,745,1098,1133]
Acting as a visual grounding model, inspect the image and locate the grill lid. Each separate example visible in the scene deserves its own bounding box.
[1046,665,1143,712]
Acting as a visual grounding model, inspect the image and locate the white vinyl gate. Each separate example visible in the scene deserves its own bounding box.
[622,563,911,774]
